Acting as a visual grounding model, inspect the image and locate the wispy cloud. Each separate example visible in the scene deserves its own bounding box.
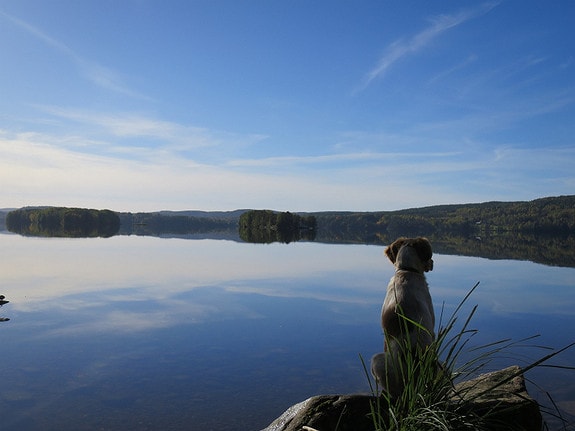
[226,150,461,168]
[78,60,151,100]
[41,106,211,142]
[0,10,75,56]
[411,84,575,137]
[427,54,479,85]
[0,10,147,99]
[2,121,573,212]
[357,2,499,91]
[33,106,268,160]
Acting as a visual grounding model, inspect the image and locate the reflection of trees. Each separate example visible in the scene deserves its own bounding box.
[310,229,575,268]
[118,212,237,237]
[426,233,575,268]
[6,207,120,238]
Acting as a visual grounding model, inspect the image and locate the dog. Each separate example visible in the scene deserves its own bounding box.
[371,237,435,397]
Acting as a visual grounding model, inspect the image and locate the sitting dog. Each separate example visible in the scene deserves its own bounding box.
[371,237,435,397]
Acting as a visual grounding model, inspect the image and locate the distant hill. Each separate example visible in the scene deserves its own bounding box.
[309,195,575,243]
[116,211,242,237]
[157,209,248,220]
[305,195,575,267]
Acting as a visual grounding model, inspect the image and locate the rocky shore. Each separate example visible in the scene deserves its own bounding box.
[262,366,541,431]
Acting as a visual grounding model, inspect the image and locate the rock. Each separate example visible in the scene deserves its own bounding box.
[261,366,542,431]
[261,394,375,431]
[452,365,542,430]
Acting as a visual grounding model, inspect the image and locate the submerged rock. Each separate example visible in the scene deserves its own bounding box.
[261,366,542,431]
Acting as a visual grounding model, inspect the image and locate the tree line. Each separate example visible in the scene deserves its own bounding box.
[313,195,575,242]
[117,212,237,236]
[6,207,120,238]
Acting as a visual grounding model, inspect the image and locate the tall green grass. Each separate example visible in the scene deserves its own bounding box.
[363,282,575,431]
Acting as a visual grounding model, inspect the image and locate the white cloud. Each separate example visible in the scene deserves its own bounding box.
[427,54,479,85]
[2,122,573,213]
[358,2,499,91]
[0,10,145,98]
[2,236,382,313]
[78,60,152,100]
[34,106,268,160]
[0,10,75,57]
[42,107,211,145]
[225,150,462,168]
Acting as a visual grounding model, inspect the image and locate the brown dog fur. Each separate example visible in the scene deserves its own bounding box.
[371,237,435,397]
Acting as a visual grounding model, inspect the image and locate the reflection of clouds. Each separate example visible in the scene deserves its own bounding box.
[1,235,385,310]
[2,234,573,431]
[47,310,177,336]
[224,279,380,305]
[21,287,267,336]
[0,235,390,337]
[2,234,575,339]
[45,308,200,336]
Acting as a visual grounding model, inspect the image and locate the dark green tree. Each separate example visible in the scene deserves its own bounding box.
[239,210,316,243]
[6,207,121,238]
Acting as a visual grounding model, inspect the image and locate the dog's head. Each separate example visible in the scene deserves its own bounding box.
[384,237,433,273]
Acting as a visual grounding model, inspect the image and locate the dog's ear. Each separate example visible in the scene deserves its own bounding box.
[385,237,406,263]
[414,237,434,272]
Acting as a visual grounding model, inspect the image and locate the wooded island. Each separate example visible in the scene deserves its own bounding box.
[6,207,120,238]
[239,210,317,243]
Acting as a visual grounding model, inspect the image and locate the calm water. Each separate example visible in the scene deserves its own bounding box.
[0,233,574,430]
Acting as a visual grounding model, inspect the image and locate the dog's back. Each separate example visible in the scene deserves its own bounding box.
[371,237,436,397]
[382,270,435,349]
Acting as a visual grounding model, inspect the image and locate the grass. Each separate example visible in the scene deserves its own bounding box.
[362,282,575,431]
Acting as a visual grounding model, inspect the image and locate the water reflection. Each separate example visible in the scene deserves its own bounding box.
[0,234,573,430]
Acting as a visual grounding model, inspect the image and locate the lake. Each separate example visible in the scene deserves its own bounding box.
[0,233,574,430]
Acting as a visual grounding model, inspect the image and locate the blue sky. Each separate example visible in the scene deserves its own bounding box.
[1,1,574,212]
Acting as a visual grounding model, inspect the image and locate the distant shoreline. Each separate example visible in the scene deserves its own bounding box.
[2,195,575,268]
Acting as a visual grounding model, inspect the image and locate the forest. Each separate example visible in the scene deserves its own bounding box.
[312,195,575,243]
[6,207,120,238]
[117,212,237,237]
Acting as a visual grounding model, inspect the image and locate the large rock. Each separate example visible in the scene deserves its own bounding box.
[261,366,541,431]
[454,365,542,430]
